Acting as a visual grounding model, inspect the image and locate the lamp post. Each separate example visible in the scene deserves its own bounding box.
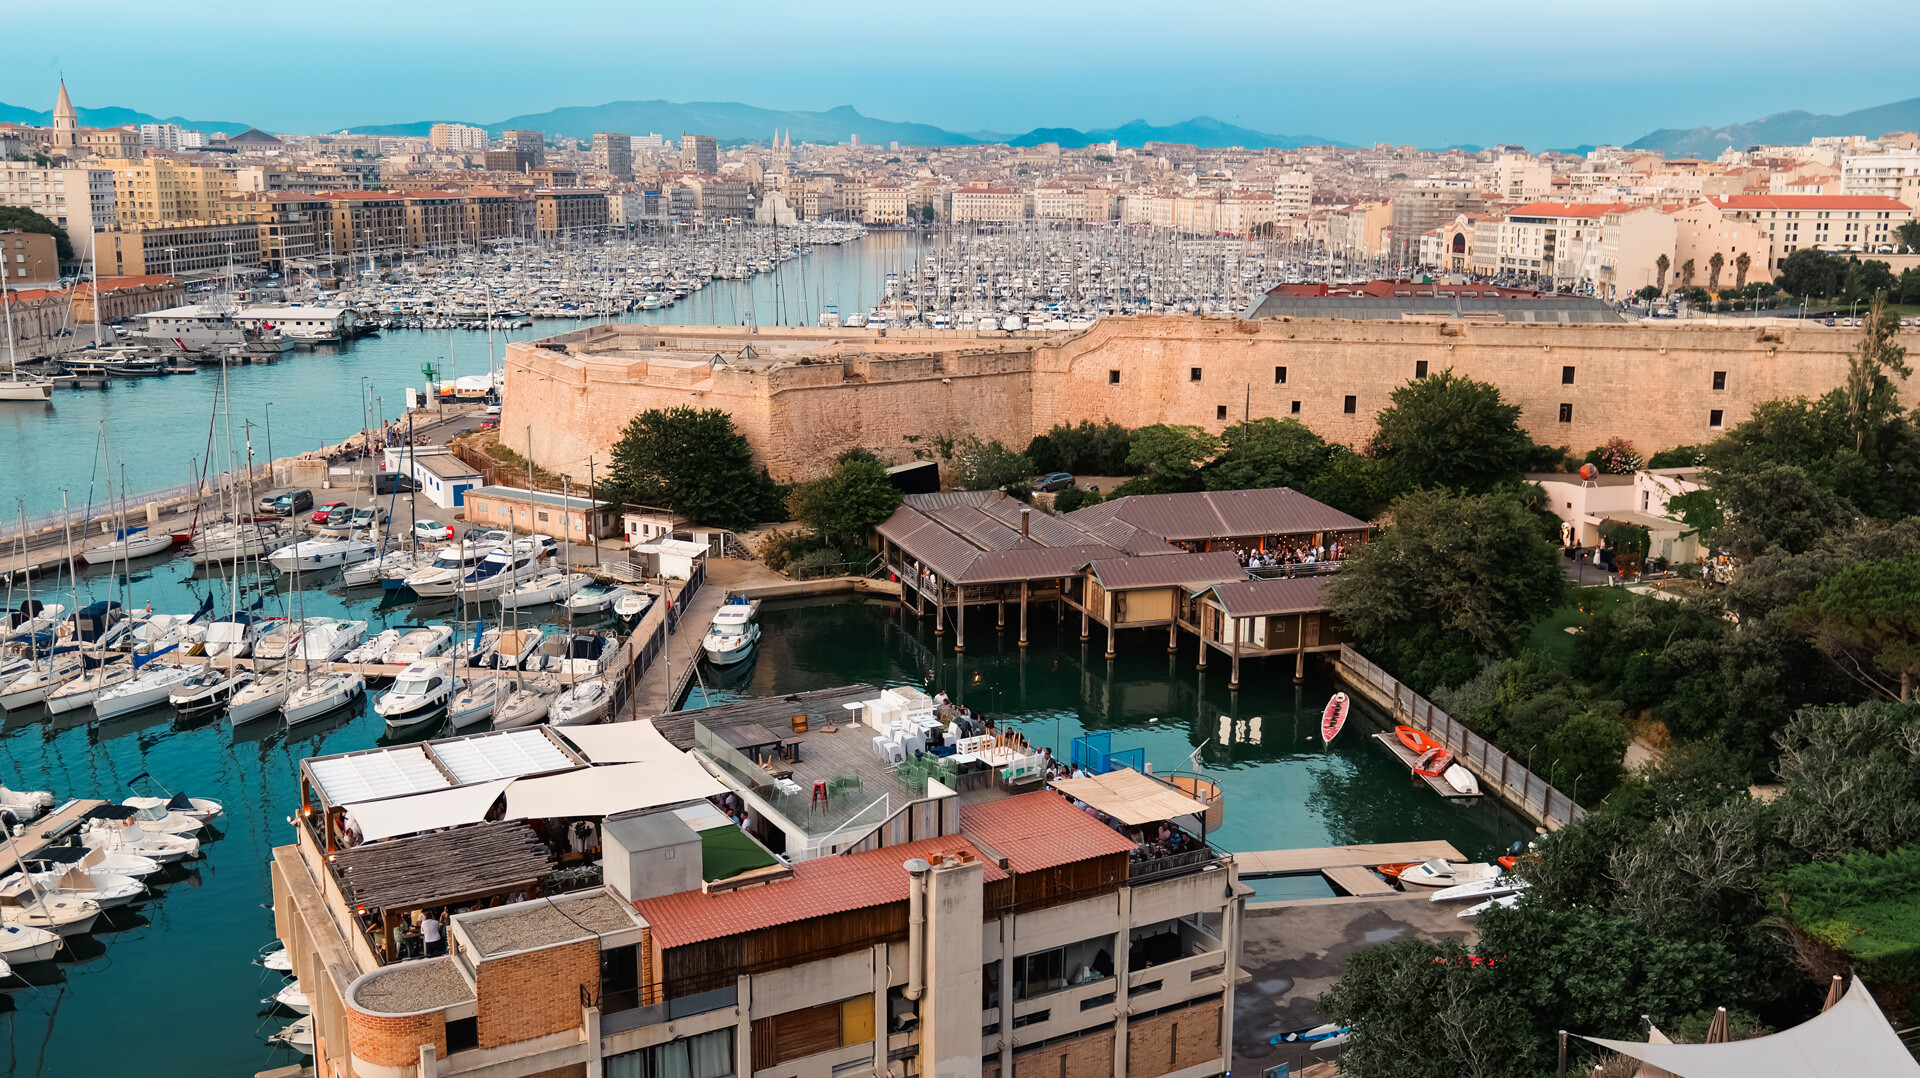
[264,402,274,478]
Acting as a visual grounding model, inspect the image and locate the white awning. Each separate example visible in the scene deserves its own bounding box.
[555,720,681,765]
[310,746,450,807]
[504,761,725,820]
[1584,976,1920,1078]
[345,779,512,842]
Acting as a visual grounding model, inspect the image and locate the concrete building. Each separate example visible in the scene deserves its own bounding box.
[1385,181,1488,267]
[232,166,366,194]
[594,132,635,181]
[403,192,467,252]
[1531,467,1706,562]
[1595,206,1680,299]
[94,220,262,279]
[501,129,546,168]
[0,230,59,287]
[1495,203,1620,287]
[1270,174,1312,222]
[863,182,911,225]
[382,445,482,509]
[680,133,719,175]
[429,123,490,152]
[103,158,240,225]
[952,187,1026,223]
[1840,149,1920,207]
[464,485,618,540]
[1701,194,1915,272]
[0,163,119,261]
[535,188,611,238]
[67,274,186,322]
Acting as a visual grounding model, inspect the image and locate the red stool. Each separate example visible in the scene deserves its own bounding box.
[812,781,829,808]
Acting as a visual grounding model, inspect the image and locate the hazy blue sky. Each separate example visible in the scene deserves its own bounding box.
[9,0,1920,146]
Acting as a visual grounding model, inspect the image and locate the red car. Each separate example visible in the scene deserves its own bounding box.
[312,501,350,524]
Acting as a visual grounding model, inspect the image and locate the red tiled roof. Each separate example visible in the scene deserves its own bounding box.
[632,833,1006,949]
[1709,195,1910,210]
[960,791,1138,873]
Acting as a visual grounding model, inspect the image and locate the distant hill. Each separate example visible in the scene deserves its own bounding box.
[1006,116,1345,150]
[348,100,983,146]
[1629,96,1920,157]
[0,100,252,134]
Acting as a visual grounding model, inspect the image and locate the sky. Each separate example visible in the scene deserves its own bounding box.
[8,0,1920,148]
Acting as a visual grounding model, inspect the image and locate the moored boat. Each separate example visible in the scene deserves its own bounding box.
[1321,692,1348,744]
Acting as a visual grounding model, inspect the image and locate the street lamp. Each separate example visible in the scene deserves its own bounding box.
[264,402,274,474]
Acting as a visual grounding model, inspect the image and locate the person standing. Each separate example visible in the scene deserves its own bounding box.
[421,910,445,957]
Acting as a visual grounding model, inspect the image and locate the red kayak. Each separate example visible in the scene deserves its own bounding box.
[1321,692,1349,744]
[1396,725,1454,776]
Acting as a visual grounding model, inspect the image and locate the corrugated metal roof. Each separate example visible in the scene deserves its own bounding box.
[631,834,1006,949]
[1070,489,1367,542]
[961,792,1138,873]
[877,506,984,579]
[957,544,1115,584]
[925,504,1022,551]
[1198,575,1332,617]
[1088,551,1244,591]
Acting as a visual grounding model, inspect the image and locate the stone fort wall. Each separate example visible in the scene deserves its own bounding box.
[502,317,1893,484]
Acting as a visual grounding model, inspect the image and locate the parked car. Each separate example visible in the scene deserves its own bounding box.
[350,506,386,530]
[1036,472,1075,493]
[273,490,314,517]
[257,491,286,514]
[312,501,350,524]
[414,520,455,543]
[373,473,420,495]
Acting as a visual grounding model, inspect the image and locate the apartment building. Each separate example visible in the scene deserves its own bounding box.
[102,158,241,225]
[595,132,636,181]
[1839,149,1920,207]
[271,693,1240,1078]
[681,133,720,175]
[93,220,263,278]
[0,230,59,286]
[1493,203,1621,285]
[315,192,409,261]
[535,188,611,237]
[501,129,546,167]
[1701,194,1914,271]
[430,123,490,152]
[232,166,366,194]
[0,163,119,260]
[863,182,910,225]
[234,194,328,274]
[1384,180,1488,266]
[1595,206,1680,299]
[68,274,187,322]
[138,123,206,151]
[685,178,753,222]
[1269,174,1312,221]
[952,187,1027,223]
[405,192,468,251]
[1491,153,1552,201]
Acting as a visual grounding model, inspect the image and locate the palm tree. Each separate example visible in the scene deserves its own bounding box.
[1680,258,1696,290]
[1655,253,1670,292]
[1735,252,1752,290]
[1708,252,1725,292]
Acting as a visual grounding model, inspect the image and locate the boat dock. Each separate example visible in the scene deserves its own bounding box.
[1371,731,1480,798]
[0,798,109,878]
[1236,840,1465,898]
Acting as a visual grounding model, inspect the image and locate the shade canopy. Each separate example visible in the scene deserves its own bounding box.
[1583,976,1920,1078]
[555,719,682,764]
[346,780,512,843]
[504,761,724,820]
[1049,769,1210,827]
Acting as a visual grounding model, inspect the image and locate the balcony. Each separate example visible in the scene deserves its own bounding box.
[1128,842,1225,884]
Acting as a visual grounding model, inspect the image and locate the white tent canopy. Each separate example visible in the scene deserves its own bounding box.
[556,720,682,765]
[1050,769,1209,827]
[504,761,725,820]
[1584,976,1920,1078]
[345,780,512,842]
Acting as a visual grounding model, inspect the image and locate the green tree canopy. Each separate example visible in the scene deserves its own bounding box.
[0,205,73,262]
[948,435,1033,492]
[1116,424,1218,494]
[1023,420,1133,476]
[602,406,779,529]
[1367,370,1533,495]
[1200,416,1337,492]
[1324,488,1565,691]
[1793,555,1920,701]
[1776,248,1848,298]
[783,457,901,543]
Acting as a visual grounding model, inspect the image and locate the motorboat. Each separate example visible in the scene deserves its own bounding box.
[447,676,504,728]
[1429,875,1528,904]
[170,667,253,716]
[202,612,266,660]
[498,571,590,610]
[702,618,760,666]
[493,678,561,729]
[386,624,453,665]
[0,372,55,401]
[566,584,635,615]
[257,944,294,972]
[1395,725,1454,776]
[0,892,102,936]
[81,818,198,863]
[252,619,306,661]
[271,981,312,1015]
[126,802,203,836]
[6,863,145,911]
[92,662,199,721]
[451,543,545,602]
[1321,692,1348,744]
[374,659,453,733]
[342,628,401,665]
[0,923,62,964]
[1443,763,1481,796]
[344,547,431,588]
[282,671,365,725]
[611,589,653,622]
[271,1015,315,1055]
[46,660,134,716]
[79,525,173,565]
[1,654,85,709]
[294,618,367,662]
[68,845,162,880]
[228,667,299,724]
[187,522,291,565]
[402,540,499,596]
[1459,894,1523,919]
[123,783,224,823]
[480,627,544,670]
[5,600,66,643]
[266,537,376,573]
[549,679,611,725]
[1387,858,1500,890]
[536,631,614,677]
[0,786,53,824]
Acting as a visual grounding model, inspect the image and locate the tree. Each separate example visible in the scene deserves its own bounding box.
[1200,416,1336,492]
[1772,703,1920,861]
[783,457,901,543]
[1656,253,1670,292]
[1713,464,1852,557]
[1367,370,1532,496]
[1843,292,1910,454]
[603,406,778,529]
[1117,424,1218,494]
[1680,258,1696,290]
[1777,248,1847,298]
[1735,251,1752,290]
[1324,488,1565,691]
[0,206,73,262]
[1635,284,1661,303]
[1900,220,1920,253]
[1708,251,1725,292]
[1024,420,1132,476]
[1792,556,1920,700]
[948,435,1033,491]
[1318,937,1539,1078]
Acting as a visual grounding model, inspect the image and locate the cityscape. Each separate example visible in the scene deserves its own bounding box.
[3,8,1920,1078]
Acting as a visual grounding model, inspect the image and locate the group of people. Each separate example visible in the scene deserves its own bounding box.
[1235,538,1347,574]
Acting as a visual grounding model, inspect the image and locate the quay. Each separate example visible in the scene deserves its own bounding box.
[1370,731,1479,799]
[1235,840,1465,899]
[0,798,109,878]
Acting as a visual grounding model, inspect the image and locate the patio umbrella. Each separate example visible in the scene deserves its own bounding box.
[1705,1007,1730,1044]
[1822,975,1845,1013]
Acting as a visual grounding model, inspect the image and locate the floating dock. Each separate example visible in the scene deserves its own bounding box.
[1371,731,1480,798]
[1236,840,1466,898]
[0,798,109,878]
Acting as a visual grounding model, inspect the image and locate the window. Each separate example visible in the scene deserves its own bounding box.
[1215,405,1227,420]
[1414,360,1428,378]
[1712,371,1726,391]
[1189,367,1202,381]
[1710,409,1724,428]
[446,1016,478,1054]
[608,1029,734,1078]
[601,944,641,1013]
[1290,401,1301,414]
[1343,395,1356,414]
[537,510,550,522]
[1274,366,1287,384]
[1558,403,1573,423]
[1108,369,1119,384]
[1014,935,1114,1001]
[1562,365,1575,385]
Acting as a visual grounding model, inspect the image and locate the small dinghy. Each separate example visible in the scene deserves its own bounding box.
[1321,692,1348,744]
[1395,725,1454,776]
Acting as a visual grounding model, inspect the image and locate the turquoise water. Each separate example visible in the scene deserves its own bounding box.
[0,232,932,521]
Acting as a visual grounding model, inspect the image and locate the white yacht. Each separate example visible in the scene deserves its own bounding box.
[4,601,67,643]
[282,671,364,725]
[565,584,635,615]
[188,522,292,565]
[341,547,428,587]
[293,618,367,662]
[477,626,543,670]
[46,661,134,716]
[401,539,498,596]
[342,628,402,665]
[611,590,653,622]
[702,597,761,666]
[0,654,86,711]
[493,678,561,729]
[0,372,55,401]
[374,659,453,734]
[6,863,144,911]
[79,526,173,565]
[386,624,453,665]
[548,679,611,726]
[122,788,224,823]
[92,663,199,721]
[0,892,101,936]
[202,612,267,660]
[0,923,62,964]
[169,667,253,715]
[268,537,377,573]
[451,543,545,603]
[535,631,614,678]
[227,667,300,724]
[498,571,591,610]
[81,819,199,863]
[447,677,503,728]
[252,618,305,661]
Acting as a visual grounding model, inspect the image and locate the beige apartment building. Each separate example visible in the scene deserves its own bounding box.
[536,188,611,237]
[1669,201,1767,291]
[0,229,59,286]
[594,132,635,181]
[430,123,490,152]
[952,187,1027,223]
[1701,194,1915,271]
[0,163,119,260]
[863,182,911,225]
[271,699,1241,1078]
[1495,203,1620,285]
[94,220,263,278]
[1595,206,1680,298]
[405,192,468,250]
[102,157,241,225]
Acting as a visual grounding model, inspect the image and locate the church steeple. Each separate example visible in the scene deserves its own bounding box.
[53,79,77,131]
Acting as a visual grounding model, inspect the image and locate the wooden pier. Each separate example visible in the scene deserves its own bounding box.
[1236,840,1466,897]
[0,798,108,878]
[1371,731,1480,798]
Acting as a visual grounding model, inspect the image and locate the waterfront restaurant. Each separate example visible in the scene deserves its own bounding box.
[1184,576,1352,687]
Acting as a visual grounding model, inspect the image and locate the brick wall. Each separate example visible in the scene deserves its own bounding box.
[1014,1026,1115,1078]
[345,1006,446,1068]
[1124,998,1222,1078]
[473,939,599,1049]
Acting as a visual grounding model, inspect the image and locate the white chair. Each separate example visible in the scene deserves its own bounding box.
[873,734,894,761]
[886,743,908,767]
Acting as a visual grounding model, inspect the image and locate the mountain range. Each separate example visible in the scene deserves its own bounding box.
[1627,96,1920,157]
[0,100,252,134]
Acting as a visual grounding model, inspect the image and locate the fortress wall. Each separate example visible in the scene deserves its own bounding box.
[505,317,1895,487]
